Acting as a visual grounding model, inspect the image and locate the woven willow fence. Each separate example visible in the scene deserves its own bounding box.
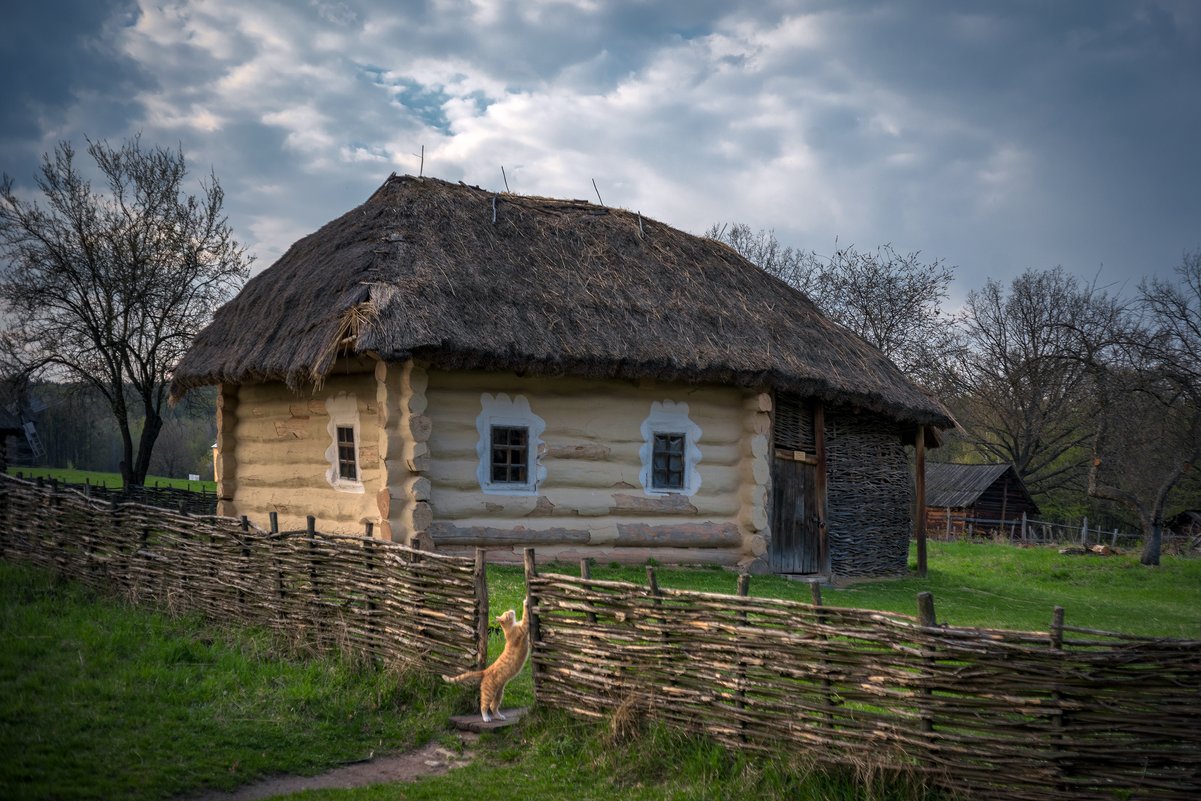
[526,563,1201,801]
[0,475,480,677]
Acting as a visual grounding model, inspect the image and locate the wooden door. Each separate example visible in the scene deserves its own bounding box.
[769,455,821,573]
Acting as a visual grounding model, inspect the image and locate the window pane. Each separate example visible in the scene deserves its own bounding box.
[651,432,686,490]
[491,425,530,485]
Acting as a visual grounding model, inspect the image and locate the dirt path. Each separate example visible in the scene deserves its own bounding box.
[181,733,478,801]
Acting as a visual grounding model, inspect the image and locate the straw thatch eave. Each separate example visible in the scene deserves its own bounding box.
[172,175,954,428]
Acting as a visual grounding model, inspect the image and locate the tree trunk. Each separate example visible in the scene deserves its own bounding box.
[131,409,163,487]
[114,399,135,488]
[1140,519,1162,566]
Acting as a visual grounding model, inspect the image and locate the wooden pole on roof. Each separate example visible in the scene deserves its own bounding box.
[915,425,927,578]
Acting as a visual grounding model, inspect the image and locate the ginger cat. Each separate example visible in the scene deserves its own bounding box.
[443,597,530,722]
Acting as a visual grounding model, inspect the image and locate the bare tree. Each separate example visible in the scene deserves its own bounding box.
[0,136,250,486]
[1087,251,1201,565]
[946,268,1121,496]
[707,225,957,381]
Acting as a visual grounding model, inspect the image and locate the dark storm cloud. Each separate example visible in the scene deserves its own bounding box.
[0,0,1196,292]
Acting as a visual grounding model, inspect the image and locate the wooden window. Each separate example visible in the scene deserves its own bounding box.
[651,432,686,490]
[490,426,528,484]
[336,425,357,481]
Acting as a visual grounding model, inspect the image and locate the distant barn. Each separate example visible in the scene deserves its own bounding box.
[924,463,1038,536]
[172,175,954,579]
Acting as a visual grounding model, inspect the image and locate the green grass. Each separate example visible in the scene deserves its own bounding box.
[5,466,216,493]
[0,562,465,801]
[279,707,937,801]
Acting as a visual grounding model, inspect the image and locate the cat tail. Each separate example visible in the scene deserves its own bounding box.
[441,669,485,684]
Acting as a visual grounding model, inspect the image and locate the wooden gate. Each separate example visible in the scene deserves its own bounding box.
[769,393,826,574]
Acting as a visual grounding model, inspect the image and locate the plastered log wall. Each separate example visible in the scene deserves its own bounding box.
[423,369,766,565]
[226,363,384,534]
[383,360,432,547]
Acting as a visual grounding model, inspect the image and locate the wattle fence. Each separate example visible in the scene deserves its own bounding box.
[0,474,480,677]
[524,561,1201,801]
[2,473,1198,799]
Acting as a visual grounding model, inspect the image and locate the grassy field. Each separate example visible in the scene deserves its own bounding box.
[5,466,216,493]
[0,562,466,801]
[3,540,1197,799]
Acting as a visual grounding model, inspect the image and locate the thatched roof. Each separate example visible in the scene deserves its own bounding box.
[172,175,953,427]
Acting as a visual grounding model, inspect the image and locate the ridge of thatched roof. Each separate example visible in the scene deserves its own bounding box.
[171,174,953,427]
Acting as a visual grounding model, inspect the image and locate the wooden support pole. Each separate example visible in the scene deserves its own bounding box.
[1050,606,1066,789]
[917,591,937,627]
[814,401,829,574]
[474,548,489,670]
[735,573,750,736]
[915,424,927,577]
[580,559,597,624]
[810,582,835,729]
[917,591,937,735]
[523,547,541,701]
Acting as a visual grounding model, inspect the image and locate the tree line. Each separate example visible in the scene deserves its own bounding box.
[709,224,1201,565]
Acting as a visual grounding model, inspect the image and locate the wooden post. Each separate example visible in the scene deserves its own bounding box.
[1080,516,1088,547]
[917,591,937,627]
[917,591,937,735]
[915,424,927,577]
[646,566,668,646]
[523,548,541,701]
[1050,606,1066,788]
[474,548,489,670]
[306,515,321,644]
[1021,511,1028,542]
[1111,528,1118,547]
[811,582,835,729]
[945,507,952,539]
[735,573,750,738]
[238,515,250,614]
[363,535,380,663]
[814,401,828,574]
[580,559,597,624]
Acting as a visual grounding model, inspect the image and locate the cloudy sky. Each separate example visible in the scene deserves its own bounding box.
[2,0,1198,302]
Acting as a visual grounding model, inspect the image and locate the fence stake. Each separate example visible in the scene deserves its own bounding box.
[1021,511,1028,542]
[474,548,489,670]
[917,591,937,736]
[523,547,541,702]
[1050,606,1067,790]
[306,515,323,645]
[736,573,750,739]
[579,559,597,624]
[238,515,250,614]
[811,582,835,729]
[364,536,380,663]
[1080,516,1088,546]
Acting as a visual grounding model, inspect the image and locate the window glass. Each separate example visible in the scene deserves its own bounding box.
[490,425,529,484]
[336,425,357,481]
[651,432,686,489]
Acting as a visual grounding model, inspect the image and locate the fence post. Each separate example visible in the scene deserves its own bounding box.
[579,559,597,625]
[735,573,750,740]
[1050,606,1067,790]
[523,547,541,702]
[1021,511,1028,542]
[811,582,835,730]
[363,534,380,663]
[917,591,937,736]
[1080,516,1088,547]
[238,515,250,616]
[474,548,489,671]
[306,515,323,646]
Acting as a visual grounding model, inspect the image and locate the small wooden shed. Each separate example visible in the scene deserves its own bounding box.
[171,175,954,578]
[924,463,1039,537]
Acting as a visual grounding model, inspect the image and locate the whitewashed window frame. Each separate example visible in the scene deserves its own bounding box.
[476,393,547,496]
[639,400,703,497]
[324,392,364,494]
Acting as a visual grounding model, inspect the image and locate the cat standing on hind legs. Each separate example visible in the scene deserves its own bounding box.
[442,597,530,722]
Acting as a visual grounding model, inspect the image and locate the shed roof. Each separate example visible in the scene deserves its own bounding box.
[171,175,953,428]
[926,463,1027,509]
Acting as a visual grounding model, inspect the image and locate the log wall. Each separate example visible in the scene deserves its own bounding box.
[223,358,386,534]
[423,369,769,570]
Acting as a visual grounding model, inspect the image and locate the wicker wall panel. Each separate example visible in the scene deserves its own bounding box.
[824,411,912,577]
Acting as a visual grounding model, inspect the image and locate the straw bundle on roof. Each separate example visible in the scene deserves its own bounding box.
[171,175,952,428]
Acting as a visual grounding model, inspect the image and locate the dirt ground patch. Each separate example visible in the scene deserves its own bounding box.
[181,733,478,801]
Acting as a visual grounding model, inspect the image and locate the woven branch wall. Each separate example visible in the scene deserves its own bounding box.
[825,411,912,577]
[0,475,478,676]
[528,571,1201,801]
